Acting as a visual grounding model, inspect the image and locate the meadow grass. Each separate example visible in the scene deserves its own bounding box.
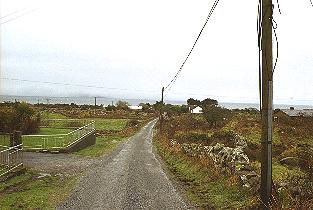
[91,118,129,131]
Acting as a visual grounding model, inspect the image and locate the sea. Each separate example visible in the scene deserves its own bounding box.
[1,95,313,110]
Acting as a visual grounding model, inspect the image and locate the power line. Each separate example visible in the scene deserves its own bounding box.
[0,8,27,19]
[163,0,221,96]
[0,77,159,94]
[0,9,37,25]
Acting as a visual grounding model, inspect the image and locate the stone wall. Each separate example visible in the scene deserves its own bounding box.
[170,132,260,192]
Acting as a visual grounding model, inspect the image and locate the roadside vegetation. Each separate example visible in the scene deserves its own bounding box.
[0,170,78,209]
[0,101,155,209]
[154,98,313,209]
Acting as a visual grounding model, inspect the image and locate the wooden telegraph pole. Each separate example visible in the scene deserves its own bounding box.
[160,87,164,133]
[260,0,273,208]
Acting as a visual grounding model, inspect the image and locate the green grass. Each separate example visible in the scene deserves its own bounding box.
[0,173,32,191]
[22,128,75,149]
[0,135,10,147]
[251,161,305,183]
[37,127,72,135]
[41,111,68,119]
[91,119,129,131]
[21,118,129,149]
[0,171,78,210]
[154,138,257,209]
[75,136,127,157]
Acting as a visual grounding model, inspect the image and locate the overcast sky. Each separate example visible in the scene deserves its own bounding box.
[0,0,312,105]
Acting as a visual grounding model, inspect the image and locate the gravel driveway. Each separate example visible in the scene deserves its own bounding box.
[58,119,188,210]
[23,152,101,174]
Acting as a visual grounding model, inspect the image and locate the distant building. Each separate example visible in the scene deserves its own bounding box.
[276,107,313,117]
[189,106,203,114]
[128,105,143,111]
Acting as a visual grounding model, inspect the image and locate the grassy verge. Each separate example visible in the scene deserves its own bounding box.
[75,136,127,157]
[154,134,257,209]
[0,171,79,210]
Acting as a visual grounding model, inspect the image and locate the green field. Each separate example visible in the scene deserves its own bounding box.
[41,111,68,119]
[91,119,129,131]
[37,127,72,135]
[2,118,129,149]
[22,127,75,149]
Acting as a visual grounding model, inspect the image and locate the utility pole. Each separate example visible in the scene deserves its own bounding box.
[260,0,273,209]
[94,97,97,107]
[160,87,164,133]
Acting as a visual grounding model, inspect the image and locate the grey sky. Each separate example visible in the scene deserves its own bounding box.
[0,0,312,105]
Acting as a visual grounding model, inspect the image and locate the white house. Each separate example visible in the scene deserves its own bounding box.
[128,105,143,111]
[190,106,203,114]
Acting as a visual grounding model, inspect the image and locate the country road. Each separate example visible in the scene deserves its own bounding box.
[58,119,188,210]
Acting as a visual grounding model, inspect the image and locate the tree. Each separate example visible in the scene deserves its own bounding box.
[116,100,129,110]
[201,98,218,108]
[139,103,151,112]
[105,104,116,111]
[187,98,201,106]
[0,102,40,134]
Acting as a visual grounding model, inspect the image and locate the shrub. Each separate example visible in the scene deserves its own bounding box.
[174,131,210,143]
[210,130,238,147]
[0,102,40,134]
[202,106,232,128]
[126,119,139,127]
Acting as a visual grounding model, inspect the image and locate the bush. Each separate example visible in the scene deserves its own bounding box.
[0,102,40,134]
[210,130,238,147]
[174,131,210,143]
[202,106,232,128]
[126,119,139,127]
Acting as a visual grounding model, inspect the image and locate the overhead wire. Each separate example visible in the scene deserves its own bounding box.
[0,8,28,19]
[0,77,159,94]
[0,8,37,25]
[163,0,221,97]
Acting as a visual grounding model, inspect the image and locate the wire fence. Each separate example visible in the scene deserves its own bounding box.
[22,120,95,150]
[0,144,23,177]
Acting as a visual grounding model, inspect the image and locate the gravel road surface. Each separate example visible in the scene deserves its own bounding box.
[23,152,101,174]
[58,119,188,210]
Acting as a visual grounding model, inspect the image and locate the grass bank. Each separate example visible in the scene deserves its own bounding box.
[75,136,126,157]
[0,170,79,210]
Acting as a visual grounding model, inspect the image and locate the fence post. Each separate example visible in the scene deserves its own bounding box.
[10,131,22,147]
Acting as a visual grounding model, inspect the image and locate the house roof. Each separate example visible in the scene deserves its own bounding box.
[280,109,313,117]
[189,105,202,110]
